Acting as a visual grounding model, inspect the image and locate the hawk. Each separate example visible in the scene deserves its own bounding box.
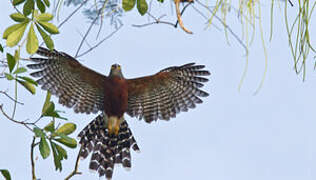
[27,47,210,179]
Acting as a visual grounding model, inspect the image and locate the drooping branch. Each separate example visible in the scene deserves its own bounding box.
[174,0,193,34]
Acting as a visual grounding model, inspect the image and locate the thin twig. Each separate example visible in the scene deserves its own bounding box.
[58,0,89,28]
[64,146,82,180]
[0,90,24,105]
[0,104,34,132]
[31,137,37,180]
[288,0,294,7]
[132,12,177,28]
[195,0,248,55]
[76,24,123,58]
[75,8,104,57]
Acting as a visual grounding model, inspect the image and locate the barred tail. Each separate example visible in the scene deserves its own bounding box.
[78,114,140,179]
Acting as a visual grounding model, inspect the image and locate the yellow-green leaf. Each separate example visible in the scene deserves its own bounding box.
[18,76,37,85]
[17,80,36,94]
[33,127,45,137]
[44,120,55,132]
[23,0,34,16]
[37,21,59,34]
[56,123,76,135]
[3,23,25,39]
[36,13,53,21]
[42,91,52,113]
[39,137,50,159]
[14,49,20,62]
[43,0,50,7]
[54,135,77,148]
[36,24,54,50]
[10,13,27,22]
[13,67,27,74]
[36,0,46,13]
[50,141,62,171]
[26,23,39,54]
[123,0,136,11]
[6,53,16,73]
[13,0,26,6]
[137,0,148,16]
[0,169,11,180]
[55,143,67,159]
[5,73,14,80]
[6,22,28,47]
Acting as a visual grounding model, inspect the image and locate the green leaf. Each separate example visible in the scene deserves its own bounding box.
[0,44,3,52]
[43,0,50,7]
[6,53,16,73]
[157,0,163,3]
[0,169,11,180]
[42,101,55,116]
[13,67,27,74]
[6,22,28,47]
[39,136,50,159]
[37,21,59,34]
[50,141,62,171]
[10,13,27,22]
[5,73,14,80]
[44,120,55,132]
[13,0,26,6]
[137,0,148,16]
[23,0,35,16]
[3,23,25,39]
[36,24,54,50]
[56,123,76,135]
[54,134,77,148]
[14,50,20,61]
[36,13,53,21]
[17,80,36,94]
[42,91,51,113]
[33,127,45,137]
[17,76,38,85]
[36,0,46,13]
[55,143,67,159]
[123,0,136,11]
[26,23,39,54]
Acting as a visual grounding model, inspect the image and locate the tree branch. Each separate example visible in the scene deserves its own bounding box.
[64,147,82,180]
[0,90,24,105]
[0,104,34,132]
[31,137,37,180]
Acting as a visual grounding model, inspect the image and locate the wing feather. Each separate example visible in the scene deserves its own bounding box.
[27,47,107,114]
[126,63,210,123]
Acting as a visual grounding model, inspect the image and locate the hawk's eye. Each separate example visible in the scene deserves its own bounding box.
[117,65,121,70]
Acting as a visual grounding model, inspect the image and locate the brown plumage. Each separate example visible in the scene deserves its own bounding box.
[27,47,210,179]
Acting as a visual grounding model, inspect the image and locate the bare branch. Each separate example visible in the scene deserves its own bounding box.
[0,104,34,132]
[174,0,193,34]
[0,90,24,105]
[64,147,82,180]
[76,24,123,58]
[31,137,37,180]
[58,0,89,28]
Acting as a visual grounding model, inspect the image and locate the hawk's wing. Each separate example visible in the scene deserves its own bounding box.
[27,47,107,114]
[126,63,210,123]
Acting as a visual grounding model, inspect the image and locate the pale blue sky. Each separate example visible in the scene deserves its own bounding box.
[0,1,316,180]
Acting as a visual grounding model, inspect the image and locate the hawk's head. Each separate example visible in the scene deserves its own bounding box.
[109,63,123,78]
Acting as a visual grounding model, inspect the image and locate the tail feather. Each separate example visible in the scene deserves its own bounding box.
[78,114,139,179]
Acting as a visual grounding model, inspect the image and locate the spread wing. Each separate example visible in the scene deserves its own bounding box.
[126,63,210,123]
[27,47,107,114]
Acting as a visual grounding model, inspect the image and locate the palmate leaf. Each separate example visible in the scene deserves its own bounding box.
[44,120,55,132]
[23,0,35,16]
[17,76,38,85]
[36,0,46,13]
[13,0,26,6]
[54,133,77,148]
[13,67,27,74]
[36,13,53,21]
[50,141,62,171]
